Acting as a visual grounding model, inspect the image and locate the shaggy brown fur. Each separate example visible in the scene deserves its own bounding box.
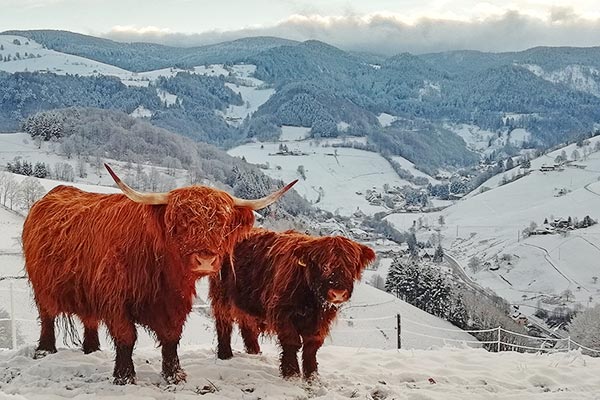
[209,228,376,379]
[22,178,294,385]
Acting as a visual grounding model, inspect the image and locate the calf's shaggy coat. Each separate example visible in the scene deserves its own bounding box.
[209,229,376,378]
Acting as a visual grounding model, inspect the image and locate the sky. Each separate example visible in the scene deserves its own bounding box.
[1,0,600,54]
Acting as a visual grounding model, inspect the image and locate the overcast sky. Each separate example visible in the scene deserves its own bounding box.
[1,0,600,54]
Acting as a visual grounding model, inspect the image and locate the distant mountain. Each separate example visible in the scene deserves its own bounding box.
[2,30,600,172]
[1,30,298,71]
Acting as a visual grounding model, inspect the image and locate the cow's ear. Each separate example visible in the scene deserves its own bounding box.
[356,245,376,278]
[293,243,308,267]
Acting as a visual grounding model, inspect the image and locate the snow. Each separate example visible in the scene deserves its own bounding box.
[420,137,600,313]
[129,105,152,118]
[279,125,311,141]
[521,64,600,97]
[228,139,416,216]
[0,35,133,79]
[0,36,275,127]
[157,89,178,106]
[445,123,496,152]
[1,345,599,399]
[391,155,440,184]
[377,113,396,127]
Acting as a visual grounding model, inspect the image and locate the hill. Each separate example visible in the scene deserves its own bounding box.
[1,30,297,71]
[385,136,600,318]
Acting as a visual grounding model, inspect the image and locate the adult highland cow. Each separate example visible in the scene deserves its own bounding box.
[209,229,376,379]
[22,164,296,385]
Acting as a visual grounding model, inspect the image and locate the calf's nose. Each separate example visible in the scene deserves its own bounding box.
[327,288,349,304]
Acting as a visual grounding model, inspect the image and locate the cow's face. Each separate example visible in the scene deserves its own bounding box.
[166,187,255,276]
[104,163,296,277]
[295,236,376,307]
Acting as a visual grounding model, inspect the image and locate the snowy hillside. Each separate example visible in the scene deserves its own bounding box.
[522,64,600,97]
[228,131,437,216]
[0,35,132,78]
[398,136,600,316]
[0,35,275,124]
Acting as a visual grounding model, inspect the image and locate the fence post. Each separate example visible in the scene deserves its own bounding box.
[568,336,571,351]
[10,282,17,350]
[497,326,501,352]
[396,314,401,350]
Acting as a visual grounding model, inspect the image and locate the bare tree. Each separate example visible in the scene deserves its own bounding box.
[18,177,45,210]
[0,172,19,209]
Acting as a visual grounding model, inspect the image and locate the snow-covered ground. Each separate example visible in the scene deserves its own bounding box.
[229,139,416,216]
[421,137,600,313]
[377,112,396,127]
[1,344,599,399]
[0,35,133,79]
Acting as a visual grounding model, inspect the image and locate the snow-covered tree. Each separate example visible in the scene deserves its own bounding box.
[569,305,600,356]
[18,177,45,210]
[0,172,18,209]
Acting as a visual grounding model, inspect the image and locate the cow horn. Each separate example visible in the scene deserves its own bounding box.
[104,163,169,205]
[232,179,298,210]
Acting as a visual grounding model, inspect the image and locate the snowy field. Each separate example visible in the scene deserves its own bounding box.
[228,134,435,216]
[1,345,599,399]
[426,137,600,312]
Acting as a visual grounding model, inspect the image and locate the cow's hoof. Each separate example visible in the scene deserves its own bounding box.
[163,368,187,385]
[113,374,136,385]
[83,345,100,354]
[33,348,56,359]
[217,350,233,360]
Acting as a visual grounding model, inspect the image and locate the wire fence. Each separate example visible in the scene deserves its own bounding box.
[2,284,600,356]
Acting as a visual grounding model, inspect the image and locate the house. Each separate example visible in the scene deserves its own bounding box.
[511,311,529,326]
[349,228,370,240]
[540,165,555,172]
[533,224,555,235]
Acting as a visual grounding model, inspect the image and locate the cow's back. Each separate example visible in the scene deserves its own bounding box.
[23,185,165,317]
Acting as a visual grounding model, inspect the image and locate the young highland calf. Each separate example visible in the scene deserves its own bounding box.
[22,164,296,385]
[209,229,376,379]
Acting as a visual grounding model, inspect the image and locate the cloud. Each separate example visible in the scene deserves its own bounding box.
[102,9,600,54]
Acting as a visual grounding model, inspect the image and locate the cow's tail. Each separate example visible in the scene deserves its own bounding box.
[56,315,82,347]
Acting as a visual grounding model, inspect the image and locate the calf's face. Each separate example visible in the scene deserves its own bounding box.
[295,236,376,307]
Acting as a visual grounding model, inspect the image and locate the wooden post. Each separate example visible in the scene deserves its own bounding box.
[10,282,17,350]
[497,326,501,352]
[396,314,401,350]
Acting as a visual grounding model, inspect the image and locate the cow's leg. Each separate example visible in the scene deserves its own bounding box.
[82,318,100,354]
[34,310,57,358]
[239,320,261,355]
[105,317,137,385]
[159,339,186,384]
[214,309,234,359]
[277,326,301,378]
[153,323,186,385]
[301,335,324,380]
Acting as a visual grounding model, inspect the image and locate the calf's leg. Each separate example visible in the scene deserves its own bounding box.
[277,327,301,378]
[301,335,325,380]
[239,319,261,354]
[214,308,234,359]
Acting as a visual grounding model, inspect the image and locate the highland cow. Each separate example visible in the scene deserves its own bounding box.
[22,164,296,385]
[209,229,376,379]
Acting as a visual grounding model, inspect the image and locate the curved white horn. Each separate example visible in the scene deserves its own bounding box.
[233,179,298,210]
[104,163,169,205]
